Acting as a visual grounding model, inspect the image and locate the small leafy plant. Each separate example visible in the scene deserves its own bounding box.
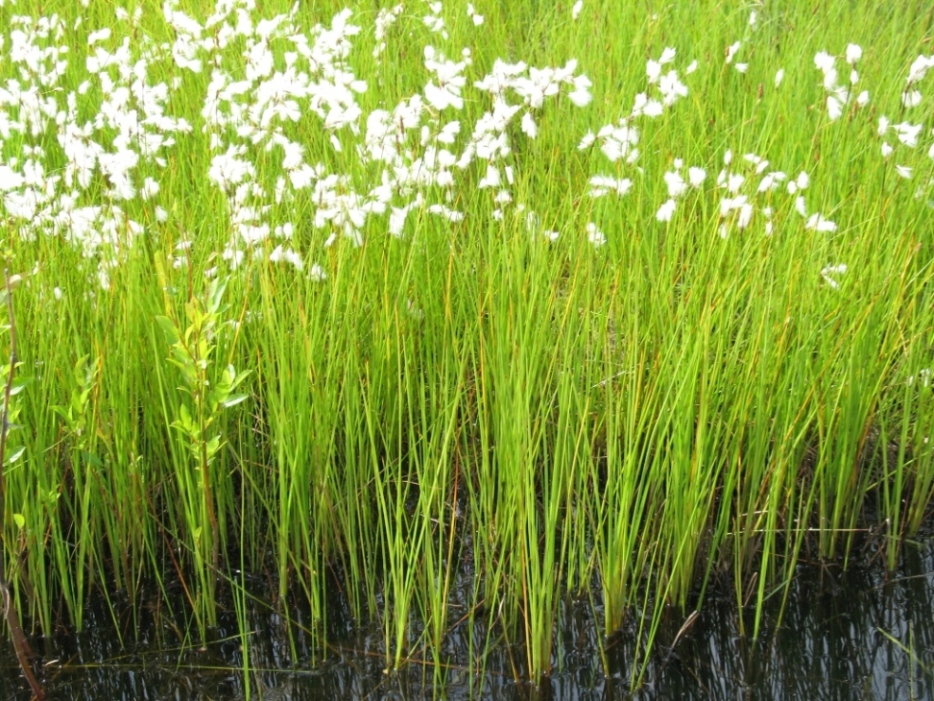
[156,275,250,627]
[0,271,45,700]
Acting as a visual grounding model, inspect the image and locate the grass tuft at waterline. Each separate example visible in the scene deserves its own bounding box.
[0,0,933,689]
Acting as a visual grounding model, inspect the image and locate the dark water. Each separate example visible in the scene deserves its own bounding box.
[3,541,934,700]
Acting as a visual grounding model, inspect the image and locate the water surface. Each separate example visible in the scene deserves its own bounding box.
[2,541,934,700]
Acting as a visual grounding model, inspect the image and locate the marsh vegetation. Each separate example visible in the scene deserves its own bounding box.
[0,0,933,693]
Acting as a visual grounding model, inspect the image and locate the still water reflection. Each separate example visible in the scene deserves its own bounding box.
[3,541,933,700]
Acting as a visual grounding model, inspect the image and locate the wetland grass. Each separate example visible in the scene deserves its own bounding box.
[0,0,933,691]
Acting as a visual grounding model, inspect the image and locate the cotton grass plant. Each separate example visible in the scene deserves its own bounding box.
[0,0,933,691]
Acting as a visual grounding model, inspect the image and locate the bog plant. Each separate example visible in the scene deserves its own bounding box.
[0,0,932,691]
[0,273,45,700]
[155,273,250,632]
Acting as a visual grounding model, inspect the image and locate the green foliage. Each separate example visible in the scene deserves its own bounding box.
[0,0,932,692]
[155,275,251,631]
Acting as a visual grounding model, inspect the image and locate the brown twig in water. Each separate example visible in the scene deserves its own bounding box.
[0,270,46,700]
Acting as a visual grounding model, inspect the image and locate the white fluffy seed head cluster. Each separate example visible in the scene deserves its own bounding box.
[0,3,932,294]
[0,0,596,287]
[813,45,869,121]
